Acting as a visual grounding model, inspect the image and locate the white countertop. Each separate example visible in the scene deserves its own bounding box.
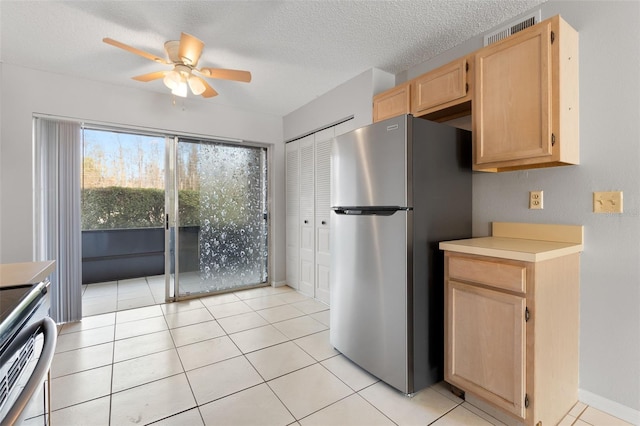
[439,222,584,262]
[439,236,583,262]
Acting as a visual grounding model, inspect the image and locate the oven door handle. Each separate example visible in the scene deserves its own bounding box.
[1,316,57,426]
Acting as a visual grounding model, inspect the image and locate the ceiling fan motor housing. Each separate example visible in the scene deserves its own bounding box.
[175,64,192,76]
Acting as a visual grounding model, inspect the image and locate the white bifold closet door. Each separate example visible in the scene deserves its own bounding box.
[284,127,334,303]
[313,128,333,305]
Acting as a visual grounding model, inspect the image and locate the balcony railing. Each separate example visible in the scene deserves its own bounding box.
[81,226,200,284]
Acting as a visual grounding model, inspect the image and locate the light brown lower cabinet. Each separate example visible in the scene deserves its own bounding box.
[444,251,580,425]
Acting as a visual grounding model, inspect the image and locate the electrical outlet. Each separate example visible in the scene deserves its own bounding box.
[593,191,623,213]
[529,191,543,209]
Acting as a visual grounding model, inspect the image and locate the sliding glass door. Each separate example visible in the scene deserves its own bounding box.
[166,138,268,300]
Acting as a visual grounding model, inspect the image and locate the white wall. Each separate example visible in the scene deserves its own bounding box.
[400,0,640,418]
[0,64,286,282]
[283,68,394,141]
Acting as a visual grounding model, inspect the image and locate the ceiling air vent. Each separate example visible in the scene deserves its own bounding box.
[484,10,542,46]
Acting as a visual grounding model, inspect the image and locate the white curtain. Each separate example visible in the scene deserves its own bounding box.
[34,117,82,323]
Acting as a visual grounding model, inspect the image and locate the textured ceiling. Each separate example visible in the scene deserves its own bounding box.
[0,0,545,116]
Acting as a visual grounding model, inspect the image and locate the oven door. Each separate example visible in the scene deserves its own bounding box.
[0,316,57,426]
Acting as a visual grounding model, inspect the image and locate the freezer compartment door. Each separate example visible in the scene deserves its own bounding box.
[331,116,408,208]
[330,209,410,393]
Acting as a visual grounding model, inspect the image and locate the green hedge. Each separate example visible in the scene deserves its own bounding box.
[82,187,200,230]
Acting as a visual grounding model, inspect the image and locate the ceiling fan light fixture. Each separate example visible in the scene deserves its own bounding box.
[163,70,181,90]
[104,33,251,100]
[188,75,206,96]
[171,81,188,98]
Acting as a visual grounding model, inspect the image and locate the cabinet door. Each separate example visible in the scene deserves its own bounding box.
[298,135,315,297]
[285,141,299,289]
[446,280,527,419]
[412,57,469,115]
[474,20,553,166]
[314,128,333,305]
[372,83,410,123]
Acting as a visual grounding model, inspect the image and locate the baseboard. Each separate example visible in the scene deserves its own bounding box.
[271,280,288,288]
[579,388,640,425]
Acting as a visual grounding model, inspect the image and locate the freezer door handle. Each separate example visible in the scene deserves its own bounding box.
[332,206,410,216]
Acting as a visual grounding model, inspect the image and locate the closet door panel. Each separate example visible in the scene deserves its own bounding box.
[314,128,333,304]
[298,135,315,297]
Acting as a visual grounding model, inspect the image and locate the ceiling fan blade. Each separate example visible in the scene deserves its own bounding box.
[198,68,252,83]
[132,71,167,82]
[103,37,168,64]
[200,79,219,98]
[178,32,204,66]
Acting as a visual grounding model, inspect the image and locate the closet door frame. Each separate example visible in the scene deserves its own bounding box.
[285,141,300,290]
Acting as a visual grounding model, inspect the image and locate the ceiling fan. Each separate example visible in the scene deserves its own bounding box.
[103,32,251,98]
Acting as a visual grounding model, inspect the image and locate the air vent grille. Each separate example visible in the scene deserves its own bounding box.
[484,11,542,46]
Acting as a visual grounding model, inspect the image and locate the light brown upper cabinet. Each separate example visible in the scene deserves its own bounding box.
[411,56,472,121]
[473,15,579,172]
[372,82,410,123]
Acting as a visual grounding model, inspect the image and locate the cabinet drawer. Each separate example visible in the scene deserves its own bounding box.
[448,255,526,293]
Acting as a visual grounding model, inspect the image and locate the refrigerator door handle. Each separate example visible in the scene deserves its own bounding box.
[332,206,411,216]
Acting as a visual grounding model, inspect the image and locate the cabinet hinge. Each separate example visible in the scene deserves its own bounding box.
[525,394,530,408]
[551,31,555,44]
[465,83,469,93]
[552,133,556,146]
[525,307,530,322]
[465,61,469,72]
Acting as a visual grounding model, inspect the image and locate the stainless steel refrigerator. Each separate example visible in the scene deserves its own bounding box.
[330,114,472,394]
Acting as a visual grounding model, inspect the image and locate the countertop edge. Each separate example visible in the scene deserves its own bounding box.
[439,222,584,262]
[439,241,583,262]
[0,261,56,288]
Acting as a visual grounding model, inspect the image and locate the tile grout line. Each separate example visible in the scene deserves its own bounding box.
[426,404,463,426]
[108,322,116,426]
[306,360,400,425]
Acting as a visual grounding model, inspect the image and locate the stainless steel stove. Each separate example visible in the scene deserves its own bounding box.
[0,280,56,425]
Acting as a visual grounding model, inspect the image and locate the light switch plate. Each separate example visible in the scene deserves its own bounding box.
[593,191,623,213]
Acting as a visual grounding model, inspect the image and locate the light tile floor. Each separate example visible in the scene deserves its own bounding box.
[27,282,633,425]
[81,274,257,317]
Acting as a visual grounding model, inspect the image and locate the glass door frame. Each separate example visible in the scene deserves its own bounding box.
[164,136,272,302]
[164,136,177,302]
